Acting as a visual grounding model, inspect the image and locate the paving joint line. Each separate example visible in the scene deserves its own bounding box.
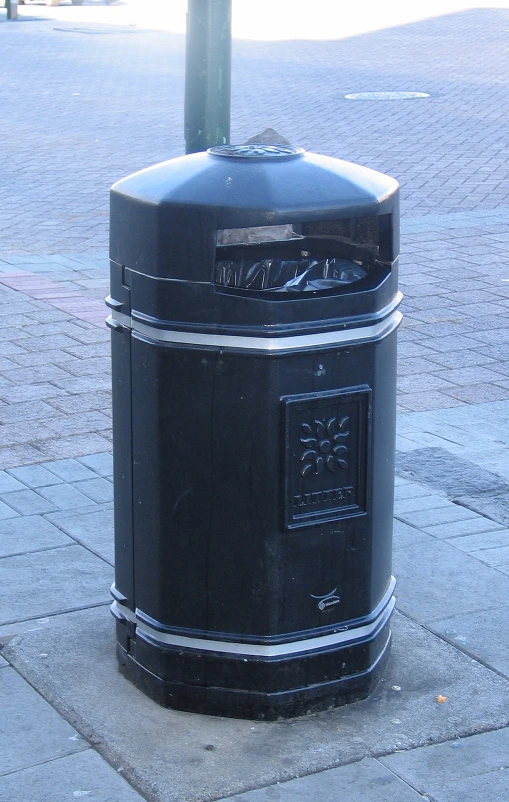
[395,607,509,685]
[0,600,111,630]
[0,744,89,782]
[0,651,154,802]
[39,518,115,567]
[373,756,429,798]
[0,542,76,561]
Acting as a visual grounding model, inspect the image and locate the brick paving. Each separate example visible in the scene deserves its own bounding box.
[1,6,509,253]
[0,4,508,462]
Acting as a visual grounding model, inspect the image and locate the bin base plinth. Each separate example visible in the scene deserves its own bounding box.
[114,613,392,720]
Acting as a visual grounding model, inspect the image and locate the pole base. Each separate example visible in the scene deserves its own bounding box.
[113,605,393,720]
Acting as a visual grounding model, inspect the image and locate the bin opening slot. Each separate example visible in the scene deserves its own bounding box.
[216,224,303,246]
[215,216,392,293]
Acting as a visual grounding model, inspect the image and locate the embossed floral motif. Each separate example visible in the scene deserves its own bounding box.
[300,416,350,477]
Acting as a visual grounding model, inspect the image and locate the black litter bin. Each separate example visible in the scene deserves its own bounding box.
[107,144,402,720]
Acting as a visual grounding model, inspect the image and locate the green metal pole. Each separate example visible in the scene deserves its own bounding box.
[185,0,232,154]
[6,0,19,21]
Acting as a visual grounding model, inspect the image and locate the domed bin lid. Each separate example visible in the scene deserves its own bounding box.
[109,146,400,337]
[110,146,399,281]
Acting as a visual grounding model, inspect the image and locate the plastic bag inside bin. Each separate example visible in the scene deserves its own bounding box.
[214,256,367,292]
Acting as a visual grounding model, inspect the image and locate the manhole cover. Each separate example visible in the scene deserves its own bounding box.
[345,91,430,100]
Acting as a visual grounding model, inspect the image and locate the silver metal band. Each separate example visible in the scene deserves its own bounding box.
[112,582,395,657]
[108,298,402,353]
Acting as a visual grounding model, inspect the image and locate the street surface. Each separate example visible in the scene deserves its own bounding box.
[1,2,509,801]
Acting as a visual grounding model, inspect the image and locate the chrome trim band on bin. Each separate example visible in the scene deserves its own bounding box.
[111,581,396,657]
[107,307,402,353]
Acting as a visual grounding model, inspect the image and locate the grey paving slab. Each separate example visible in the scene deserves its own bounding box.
[4,607,509,802]
[0,471,26,494]
[429,607,509,678]
[395,501,479,530]
[392,519,433,549]
[0,667,87,776]
[41,458,99,482]
[45,507,114,564]
[394,494,451,515]
[399,422,503,451]
[446,528,509,554]
[424,517,506,540]
[394,482,442,501]
[461,447,509,483]
[0,545,112,624]
[431,400,509,431]
[0,515,73,558]
[456,491,509,527]
[74,477,114,504]
[0,614,58,641]
[393,538,509,623]
[77,453,113,477]
[455,436,509,465]
[395,435,422,452]
[471,544,509,567]
[36,482,97,511]
[381,728,509,796]
[0,489,57,516]
[0,748,146,802]
[425,768,509,802]
[0,656,8,668]
[0,499,20,521]
[394,476,416,487]
[396,447,509,498]
[396,434,465,455]
[221,758,423,801]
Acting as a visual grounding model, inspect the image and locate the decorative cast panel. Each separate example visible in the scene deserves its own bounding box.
[282,386,371,529]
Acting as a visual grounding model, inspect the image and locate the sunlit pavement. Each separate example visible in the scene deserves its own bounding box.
[18,0,509,38]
